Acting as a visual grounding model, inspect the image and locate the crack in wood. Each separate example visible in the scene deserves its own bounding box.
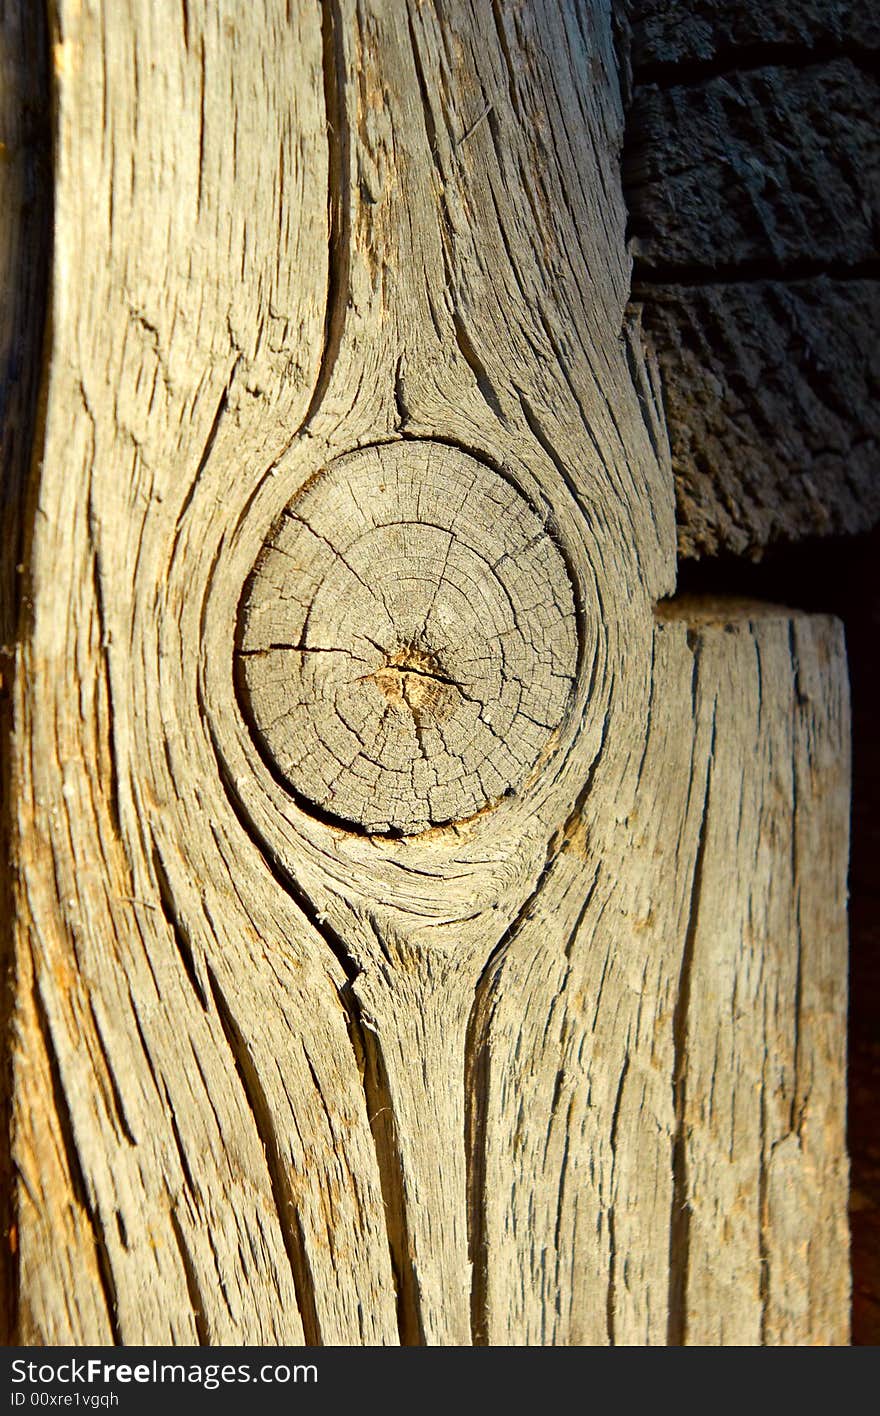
[344,991,424,1346]
[299,0,351,435]
[31,977,121,1344]
[236,442,578,835]
[606,1053,631,1345]
[204,962,324,1346]
[168,1208,209,1346]
[667,693,716,1347]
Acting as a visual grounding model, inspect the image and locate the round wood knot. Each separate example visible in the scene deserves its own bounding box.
[235,443,578,834]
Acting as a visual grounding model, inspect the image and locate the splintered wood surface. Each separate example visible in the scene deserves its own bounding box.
[3,0,850,1344]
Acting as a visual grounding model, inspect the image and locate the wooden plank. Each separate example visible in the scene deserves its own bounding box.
[471,604,850,1345]
[659,604,850,1344]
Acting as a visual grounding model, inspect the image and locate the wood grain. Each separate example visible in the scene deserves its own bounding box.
[0,0,52,1342]
[470,603,849,1345]
[237,442,578,834]
[3,0,850,1345]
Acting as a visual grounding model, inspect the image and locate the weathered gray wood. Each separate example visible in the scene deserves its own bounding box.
[655,603,850,1344]
[13,0,396,1347]
[637,278,880,558]
[5,0,850,1346]
[470,603,850,1345]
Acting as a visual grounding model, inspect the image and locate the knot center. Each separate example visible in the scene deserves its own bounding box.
[365,645,459,723]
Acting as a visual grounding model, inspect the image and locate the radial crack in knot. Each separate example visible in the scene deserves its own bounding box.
[235,442,579,834]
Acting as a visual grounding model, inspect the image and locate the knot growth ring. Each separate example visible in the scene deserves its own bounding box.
[235,443,578,835]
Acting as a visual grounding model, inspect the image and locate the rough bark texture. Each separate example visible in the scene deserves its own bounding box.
[624,2,880,559]
[2,0,851,1345]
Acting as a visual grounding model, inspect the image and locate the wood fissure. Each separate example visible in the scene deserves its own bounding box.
[304,0,350,435]
[30,974,121,1345]
[167,1207,209,1347]
[203,961,322,1346]
[666,699,715,1347]
[463,987,491,1347]
[605,1052,631,1346]
[151,845,210,1014]
[353,1001,425,1346]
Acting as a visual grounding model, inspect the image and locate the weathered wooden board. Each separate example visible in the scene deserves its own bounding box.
[471,604,849,1345]
[4,0,850,1345]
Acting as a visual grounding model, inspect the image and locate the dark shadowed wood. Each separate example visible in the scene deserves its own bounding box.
[625,2,880,559]
[637,279,880,558]
[627,62,878,272]
[0,0,51,1342]
[628,0,880,70]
